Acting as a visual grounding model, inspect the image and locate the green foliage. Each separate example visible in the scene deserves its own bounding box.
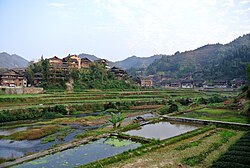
[159,105,170,115]
[108,112,125,128]
[80,125,215,168]
[53,105,67,115]
[242,101,250,116]
[212,132,250,168]
[183,130,236,166]
[176,98,192,106]
[142,38,250,80]
[108,112,118,128]
[247,64,250,82]
[241,85,249,93]
[159,101,178,115]
[0,105,68,122]
[175,140,201,150]
[197,96,225,105]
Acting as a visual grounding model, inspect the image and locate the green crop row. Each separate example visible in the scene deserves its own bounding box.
[212,132,250,167]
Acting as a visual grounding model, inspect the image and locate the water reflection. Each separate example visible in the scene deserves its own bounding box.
[125,121,198,140]
[14,138,141,168]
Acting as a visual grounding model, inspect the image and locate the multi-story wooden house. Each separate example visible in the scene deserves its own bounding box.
[81,58,92,68]
[0,69,27,87]
[110,67,127,80]
[63,55,81,69]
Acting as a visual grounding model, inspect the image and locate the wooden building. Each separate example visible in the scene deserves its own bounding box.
[81,58,92,68]
[110,67,127,80]
[63,55,81,69]
[0,69,27,87]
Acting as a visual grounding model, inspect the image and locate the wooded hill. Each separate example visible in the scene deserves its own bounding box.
[131,34,250,80]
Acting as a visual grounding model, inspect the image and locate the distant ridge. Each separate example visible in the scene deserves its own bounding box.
[78,53,100,61]
[0,52,29,69]
[113,54,163,70]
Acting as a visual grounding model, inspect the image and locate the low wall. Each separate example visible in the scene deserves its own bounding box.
[164,116,250,128]
[1,87,44,94]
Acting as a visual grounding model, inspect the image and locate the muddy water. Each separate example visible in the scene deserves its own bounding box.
[125,121,198,140]
[14,138,141,168]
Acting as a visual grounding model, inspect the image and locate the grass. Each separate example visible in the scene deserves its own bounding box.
[79,125,217,168]
[177,108,249,124]
[183,130,237,166]
[89,128,243,168]
[40,129,74,144]
[2,125,66,140]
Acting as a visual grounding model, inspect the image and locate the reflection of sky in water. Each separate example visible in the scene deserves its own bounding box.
[124,113,156,122]
[126,122,198,140]
[0,127,28,136]
[14,138,141,168]
[0,129,84,159]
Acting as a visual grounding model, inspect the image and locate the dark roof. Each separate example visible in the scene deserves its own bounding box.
[81,58,92,62]
[71,59,78,63]
[49,56,62,60]
[181,80,193,84]
[0,69,22,76]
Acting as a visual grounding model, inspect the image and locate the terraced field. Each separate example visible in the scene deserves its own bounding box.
[0,89,246,167]
[177,108,249,124]
[81,126,246,168]
[212,131,250,168]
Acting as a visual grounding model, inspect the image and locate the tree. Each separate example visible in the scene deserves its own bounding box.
[247,64,250,83]
[108,112,125,128]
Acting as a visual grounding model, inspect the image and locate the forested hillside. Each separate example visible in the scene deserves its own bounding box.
[144,34,250,80]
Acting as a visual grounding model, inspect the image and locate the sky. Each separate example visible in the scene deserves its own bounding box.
[0,0,250,62]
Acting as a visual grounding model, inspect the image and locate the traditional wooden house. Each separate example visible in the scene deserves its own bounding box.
[48,56,62,66]
[213,80,228,88]
[95,59,109,67]
[63,55,81,69]
[170,80,181,88]
[181,80,194,88]
[81,58,92,68]
[231,79,246,88]
[110,67,127,80]
[140,78,153,87]
[33,72,43,86]
[193,80,204,88]
[0,69,27,87]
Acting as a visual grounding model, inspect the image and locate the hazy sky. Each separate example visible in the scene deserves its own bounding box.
[0,0,250,61]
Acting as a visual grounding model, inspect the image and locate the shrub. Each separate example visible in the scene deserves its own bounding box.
[241,85,249,93]
[246,90,250,99]
[176,98,192,106]
[53,105,67,115]
[219,155,250,165]
[159,105,170,115]
[104,102,117,110]
[212,161,249,168]
[197,97,208,104]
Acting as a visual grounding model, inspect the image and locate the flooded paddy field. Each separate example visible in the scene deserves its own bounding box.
[125,121,199,140]
[13,137,141,168]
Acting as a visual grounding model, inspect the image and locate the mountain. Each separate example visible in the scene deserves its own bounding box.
[113,55,163,70]
[145,33,250,80]
[0,52,29,68]
[78,53,114,66]
[78,53,101,61]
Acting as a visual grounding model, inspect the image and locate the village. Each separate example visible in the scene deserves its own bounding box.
[0,54,247,90]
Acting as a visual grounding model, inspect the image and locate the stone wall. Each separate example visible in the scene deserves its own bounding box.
[0,87,44,94]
